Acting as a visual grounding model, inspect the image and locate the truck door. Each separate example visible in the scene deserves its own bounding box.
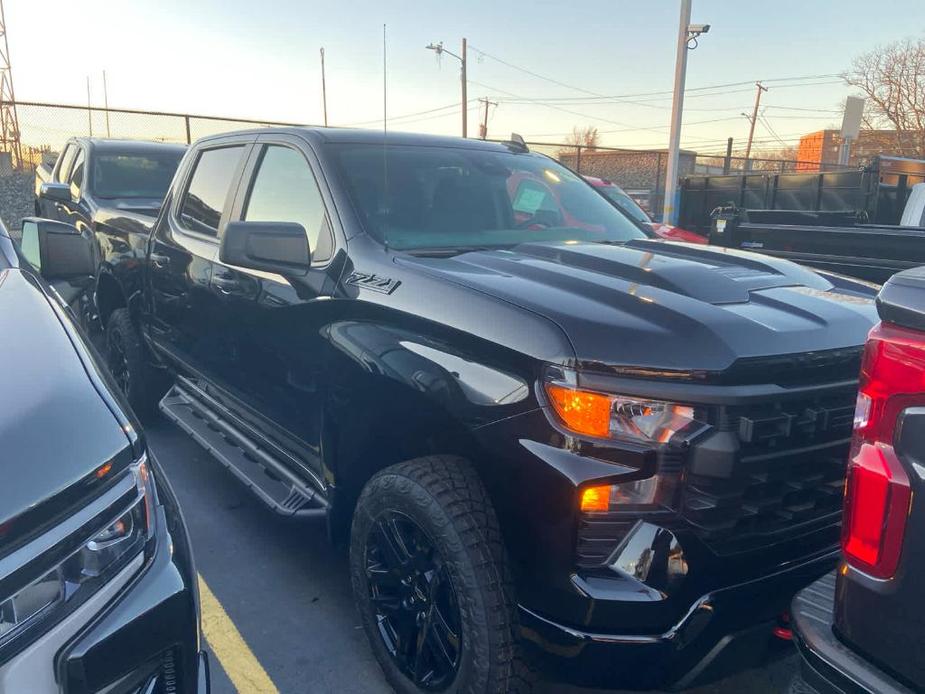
[207,136,341,478]
[146,140,252,380]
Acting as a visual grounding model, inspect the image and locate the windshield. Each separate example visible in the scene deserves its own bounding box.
[332,144,648,251]
[92,151,184,199]
[599,186,651,225]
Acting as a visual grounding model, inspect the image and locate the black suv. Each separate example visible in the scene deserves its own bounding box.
[0,219,207,693]
[93,128,878,691]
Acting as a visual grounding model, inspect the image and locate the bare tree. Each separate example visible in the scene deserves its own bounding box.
[843,38,925,157]
[566,125,600,150]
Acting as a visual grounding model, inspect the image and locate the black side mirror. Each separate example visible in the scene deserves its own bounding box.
[39,182,72,203]
[219,221,311,277]
[19,218,95,280]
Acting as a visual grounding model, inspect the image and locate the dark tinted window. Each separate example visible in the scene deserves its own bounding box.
[332,144,647,251]
[69,149,86,198]
[244,146,332,262]
[179,146,244,236]
[93,152,183,199]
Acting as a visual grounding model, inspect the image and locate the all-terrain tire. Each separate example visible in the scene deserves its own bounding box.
[350,455,534,694]
[105,308,166,420]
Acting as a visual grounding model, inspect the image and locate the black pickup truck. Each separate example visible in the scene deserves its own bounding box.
[0,219,207,692]
[34,138,185,332]
[791,267,925,694]
[87,127,880,692]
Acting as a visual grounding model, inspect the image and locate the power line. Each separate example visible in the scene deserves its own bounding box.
[345,100,476,127]
[467,78,666,134]
[464,52,841,104]
[494,80,843,107]
[759,112,789,147]
[469,44,606,97]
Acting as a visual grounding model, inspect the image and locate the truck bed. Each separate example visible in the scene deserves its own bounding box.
[714,220,925,284]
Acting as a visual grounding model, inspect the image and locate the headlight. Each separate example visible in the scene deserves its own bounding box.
[542,373,710,516]
[0,457,153,647]
[544,381,699,444]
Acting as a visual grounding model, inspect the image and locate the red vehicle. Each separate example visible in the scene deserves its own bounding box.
[584,175,707,244]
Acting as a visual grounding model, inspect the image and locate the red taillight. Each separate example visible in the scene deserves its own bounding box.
[842,443,911,577]
[842,322,921,579]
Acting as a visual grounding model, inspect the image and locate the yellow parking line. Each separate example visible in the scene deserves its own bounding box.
[198,574,279,694]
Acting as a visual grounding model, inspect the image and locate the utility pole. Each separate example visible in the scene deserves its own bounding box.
[0,0,22,168]
[102,70,111,137]
[425,39,468,138]
[723,136,733,174]
[743,81,768,163]
[320,47,328,127]
[86,76,93,137]
[662,1,709,225]
[461,38,467,138]
[478,97,497,139]
[382,25,387,133]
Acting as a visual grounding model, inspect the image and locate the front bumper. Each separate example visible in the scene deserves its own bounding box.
[57,454,209,694]
[519,547,837,691]
[791,572,912,694]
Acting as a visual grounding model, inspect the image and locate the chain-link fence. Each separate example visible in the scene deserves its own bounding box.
[12,101,307,172]
[1,101,854,226]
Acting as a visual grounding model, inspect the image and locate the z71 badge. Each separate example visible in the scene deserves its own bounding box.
[345,271,401,295]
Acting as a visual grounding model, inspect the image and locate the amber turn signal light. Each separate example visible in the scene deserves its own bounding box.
[544,383,612,438]
[580,485,611,512]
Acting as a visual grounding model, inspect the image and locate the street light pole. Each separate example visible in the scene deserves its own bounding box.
[662,2,709,225]
[662,0,692,225]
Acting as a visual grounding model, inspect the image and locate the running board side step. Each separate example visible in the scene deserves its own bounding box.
[160,383,328,518]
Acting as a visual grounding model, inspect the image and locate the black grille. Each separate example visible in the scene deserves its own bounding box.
[682,388,856,554]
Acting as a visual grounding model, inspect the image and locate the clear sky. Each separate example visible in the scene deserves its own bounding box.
[6,0,925,152]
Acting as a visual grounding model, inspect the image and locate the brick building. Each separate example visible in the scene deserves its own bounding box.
[796,129,925,170]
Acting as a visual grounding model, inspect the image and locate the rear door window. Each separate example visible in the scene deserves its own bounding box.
[179,146,245,236]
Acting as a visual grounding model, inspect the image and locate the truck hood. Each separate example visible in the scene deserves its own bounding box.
[400,239,878,374]
[99,197,163,217]
[0,270,132,543]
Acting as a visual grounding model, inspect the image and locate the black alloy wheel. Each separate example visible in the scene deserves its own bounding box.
[365,511,463,690]
[351,456,532,693]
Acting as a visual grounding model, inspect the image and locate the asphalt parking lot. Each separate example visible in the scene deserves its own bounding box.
[147,416,797,694]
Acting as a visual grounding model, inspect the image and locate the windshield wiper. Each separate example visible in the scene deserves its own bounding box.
[403,245,505,258]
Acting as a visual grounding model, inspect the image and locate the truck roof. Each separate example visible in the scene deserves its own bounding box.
[196,126,520,152]
[68,137,187,155]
